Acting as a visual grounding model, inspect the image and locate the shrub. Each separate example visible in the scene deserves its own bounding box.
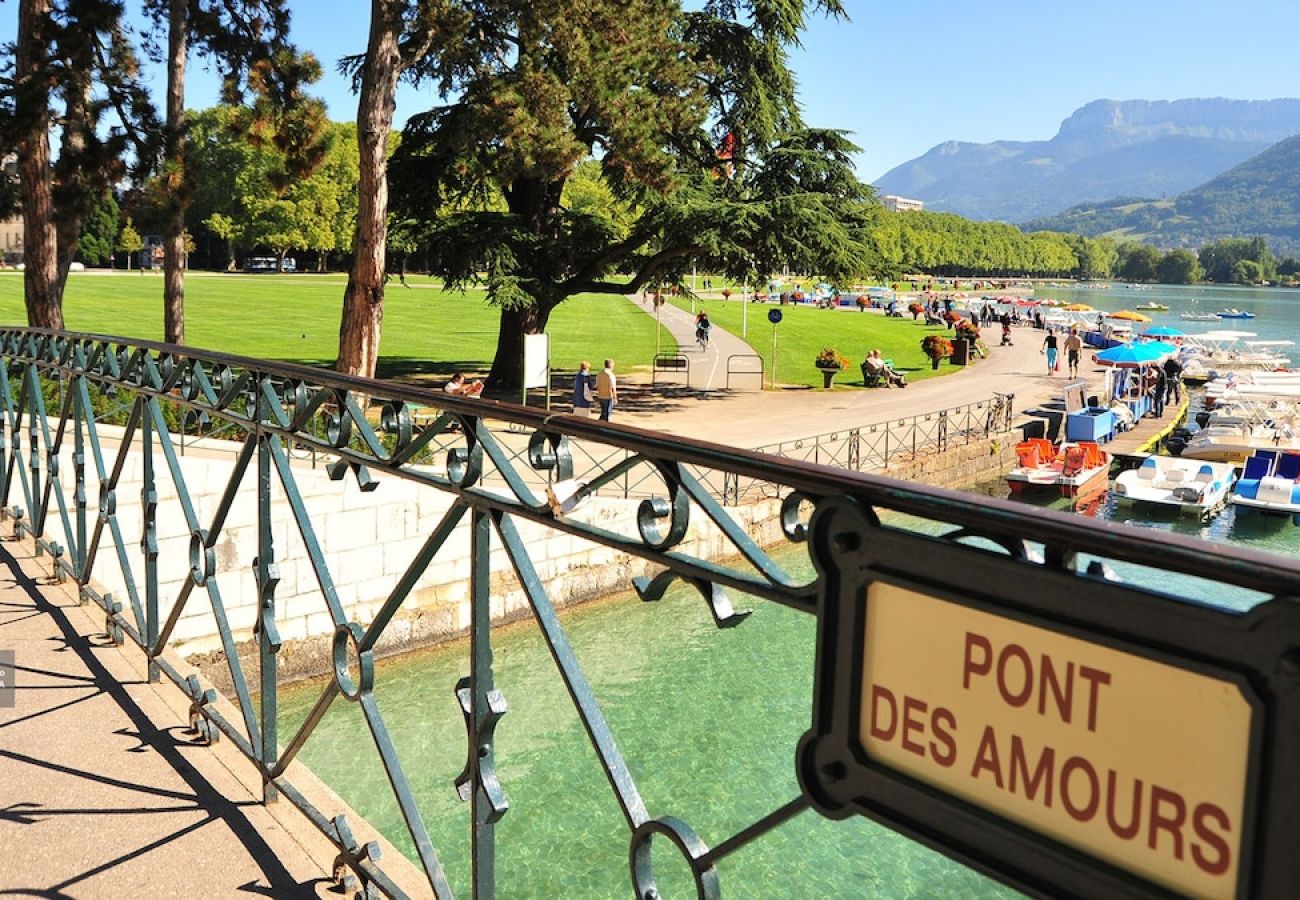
[920,334,954,359]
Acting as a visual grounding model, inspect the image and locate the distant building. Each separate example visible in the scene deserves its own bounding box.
[882,194,924,213]
[0,216,21,265]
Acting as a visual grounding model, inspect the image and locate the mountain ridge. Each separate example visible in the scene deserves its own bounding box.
[873,98,1300,222]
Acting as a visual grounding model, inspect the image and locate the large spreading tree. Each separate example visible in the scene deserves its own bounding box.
[387,0,871,388]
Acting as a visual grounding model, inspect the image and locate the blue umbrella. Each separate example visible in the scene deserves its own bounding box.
[1094,341,1177,368]
[1142,325,1185,338]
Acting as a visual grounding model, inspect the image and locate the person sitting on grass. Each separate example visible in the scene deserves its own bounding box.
[444,372,484,397]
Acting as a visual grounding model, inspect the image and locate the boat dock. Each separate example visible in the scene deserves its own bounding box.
[1105,396,1190,465]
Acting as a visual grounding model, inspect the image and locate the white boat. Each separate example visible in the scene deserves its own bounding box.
[1180,312,1219,321]
[1229,450,1300,521]
[1111,457,1237,516]
[1217,309,1256,319]
[1005,439,1111,498]
[1135,302,1169,311]
[1179,421,1300,463]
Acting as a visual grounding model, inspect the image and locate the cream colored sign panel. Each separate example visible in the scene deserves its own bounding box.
[859,584,1251,899]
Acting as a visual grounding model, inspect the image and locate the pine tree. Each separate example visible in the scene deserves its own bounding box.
[388,0,865,388]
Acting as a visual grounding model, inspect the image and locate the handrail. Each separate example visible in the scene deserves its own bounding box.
[2,328,1298,899]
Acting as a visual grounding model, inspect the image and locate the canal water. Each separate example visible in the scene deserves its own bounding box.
[279,283,1299,897]
[278,538,1017,898]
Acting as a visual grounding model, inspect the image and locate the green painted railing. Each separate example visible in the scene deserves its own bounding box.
[1,328,1297,899]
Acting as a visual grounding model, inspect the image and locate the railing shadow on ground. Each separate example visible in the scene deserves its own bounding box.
[1,328,1298,899]
[0,545,326,897]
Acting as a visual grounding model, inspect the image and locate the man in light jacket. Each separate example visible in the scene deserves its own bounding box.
[596,359,617,421]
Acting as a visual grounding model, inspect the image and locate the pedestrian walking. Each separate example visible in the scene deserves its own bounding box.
[1063,328,1083,378]
[596,359,617,421]
[572,360,595,416]
[1042,331,1059,374]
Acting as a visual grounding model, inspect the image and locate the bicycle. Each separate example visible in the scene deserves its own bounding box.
[696,326,710,350]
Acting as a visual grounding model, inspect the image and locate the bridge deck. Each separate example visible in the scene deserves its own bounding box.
[0,542,336,897]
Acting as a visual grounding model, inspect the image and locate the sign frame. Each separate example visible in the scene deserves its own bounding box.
[796,495,1300,899]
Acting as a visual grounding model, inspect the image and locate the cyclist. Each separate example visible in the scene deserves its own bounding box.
[695,311,712,349]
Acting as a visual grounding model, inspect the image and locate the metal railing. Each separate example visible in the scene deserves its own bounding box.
[753,391,1014,469]
[724,353,763,389]
[2,329,1297,899]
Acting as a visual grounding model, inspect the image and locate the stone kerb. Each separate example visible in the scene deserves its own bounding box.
[27,429,788,685]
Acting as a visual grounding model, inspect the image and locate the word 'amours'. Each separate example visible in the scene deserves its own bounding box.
[866,631,1232,878]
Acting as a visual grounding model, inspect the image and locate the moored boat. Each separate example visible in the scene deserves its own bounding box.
[1111,456,1236,516]
[1006,439,1111,498]
[1180,312,1219,321]
[1135,302,1169,311]
[1178,420,1300,463]
[1217,309,1256,319]
[1230,450,1300,523]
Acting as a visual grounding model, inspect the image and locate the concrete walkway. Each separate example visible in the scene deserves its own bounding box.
[611,298,1084,449]
[0,542,343,897]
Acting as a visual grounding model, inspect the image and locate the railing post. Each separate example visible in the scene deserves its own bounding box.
[73,374,86,582]
[470,506,497,897]
[142,400,160,683]
[26,368,40,541]
[255,374,281,803]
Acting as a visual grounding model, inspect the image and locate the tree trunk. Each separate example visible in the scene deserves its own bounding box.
[16,0,63,330]
[488,304,553,390]
[162,0,188,345]
[335,0,403,379]
[54,77,91,295]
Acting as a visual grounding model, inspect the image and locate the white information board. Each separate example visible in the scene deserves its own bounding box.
[523,332,550,390]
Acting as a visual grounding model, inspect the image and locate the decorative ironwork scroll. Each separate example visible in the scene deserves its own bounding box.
[1,328,1297,899]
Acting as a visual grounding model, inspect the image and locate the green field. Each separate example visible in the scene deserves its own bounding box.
[0,271,674,382]
[677,298,966,387]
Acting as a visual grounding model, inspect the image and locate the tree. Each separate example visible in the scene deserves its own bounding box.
[78,193,121,266]
[1116,243,1160,282]
[3,1,161,327]
[334,0,444,379]
[119,218,144,270]
[138,0,325,344]
[390,0,859,388]
[1156,249,1202,285]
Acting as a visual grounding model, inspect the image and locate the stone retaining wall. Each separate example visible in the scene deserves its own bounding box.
[876,431,1019,489]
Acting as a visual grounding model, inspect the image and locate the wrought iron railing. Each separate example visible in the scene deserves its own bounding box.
[2,329,1298,899]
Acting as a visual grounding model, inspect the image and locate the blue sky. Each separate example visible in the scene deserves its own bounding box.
[9,1,1300,182]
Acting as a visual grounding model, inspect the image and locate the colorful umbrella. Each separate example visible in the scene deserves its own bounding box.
[1062,303,1094,312]
[1094,341,1177,368]
[1108,310,1153,323]
[1142,326,1185,338]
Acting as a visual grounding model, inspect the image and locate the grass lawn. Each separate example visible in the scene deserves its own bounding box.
[0,271,674,383]
[677,298,967,388]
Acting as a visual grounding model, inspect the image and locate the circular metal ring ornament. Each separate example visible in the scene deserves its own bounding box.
[332,623,373,701]
[637,490,689,551]
[326,389,353,449]
[629,817,720,900]
[379,401,412,452]
[189,529,215,586]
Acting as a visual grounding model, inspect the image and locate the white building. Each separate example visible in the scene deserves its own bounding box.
[882,194,924,213]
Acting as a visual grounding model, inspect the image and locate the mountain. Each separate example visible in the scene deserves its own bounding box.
[873,99,1300,222]
[1023,134,1300,254]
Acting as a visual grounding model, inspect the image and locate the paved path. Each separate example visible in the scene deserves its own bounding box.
[0,542,341,897]
[611,298,1084,449]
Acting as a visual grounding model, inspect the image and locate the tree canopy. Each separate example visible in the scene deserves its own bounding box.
[388,0,864,387]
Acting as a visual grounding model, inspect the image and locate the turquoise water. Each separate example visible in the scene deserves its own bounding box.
[1032,282,1300,344]
[277,282,1300,896]
[278,547,1015,899]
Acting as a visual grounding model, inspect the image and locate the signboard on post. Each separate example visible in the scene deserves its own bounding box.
[523,333,551,407]
[768,309,781,389]
[797,496,1300,899]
